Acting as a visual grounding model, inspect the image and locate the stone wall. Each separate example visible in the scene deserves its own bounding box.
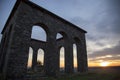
[0,0,88,80]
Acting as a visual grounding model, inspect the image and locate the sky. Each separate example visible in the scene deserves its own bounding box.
[0,0,120,67]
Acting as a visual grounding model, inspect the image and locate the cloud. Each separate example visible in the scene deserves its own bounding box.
[88,41,120,59]
[93,0,120,35]
[70,17,88,27]
[89,55,120,62]
[95,12,120,35]
[60,0,120,64]
[86,34,106,42]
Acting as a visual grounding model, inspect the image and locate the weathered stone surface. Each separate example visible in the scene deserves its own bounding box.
[0,0,88,80]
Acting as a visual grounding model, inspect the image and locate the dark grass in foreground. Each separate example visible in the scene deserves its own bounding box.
[46,66,120,80]
[46,72,119,80]
[0,66,120,80]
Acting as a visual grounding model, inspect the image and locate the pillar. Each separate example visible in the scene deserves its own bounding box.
[31,48,38,70]
[56,48,60,74]
[44,33,58,76]
[65,41,74,73]
[77,39,88,72]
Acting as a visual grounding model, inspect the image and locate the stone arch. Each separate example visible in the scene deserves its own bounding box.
[0,0,88,79]
[31,23,50,41]
[73,37,85,72]
[56,31,74,73]
[31,26,46,41]
[56,31,68,40]
[56,33,63,39]
[56,31,68,73]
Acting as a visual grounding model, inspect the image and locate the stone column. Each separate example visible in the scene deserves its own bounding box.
[44,33,58,76]
[32,48,38,70]
[56,48,60,74]
[77,39,88,72]
[65,41,74,73]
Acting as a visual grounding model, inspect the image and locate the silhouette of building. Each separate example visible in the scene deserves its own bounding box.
[0,0,88,80]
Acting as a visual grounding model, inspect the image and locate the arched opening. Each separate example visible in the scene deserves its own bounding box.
[37,48,44,66]
[73,44,77,72]
[74,37,82,72]
[56,33,63,39]
[56,32,68,73]
[59,47,65,72]
[31,25,47,41]
[27,47,33,68]
[56,31,68,40]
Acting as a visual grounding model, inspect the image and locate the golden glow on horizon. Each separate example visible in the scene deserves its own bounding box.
[88,59,120,67]
[27,59,120,68]
[100,62,109,67]
[27,47,120,68]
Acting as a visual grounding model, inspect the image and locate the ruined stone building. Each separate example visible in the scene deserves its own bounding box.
[0,0,88,80]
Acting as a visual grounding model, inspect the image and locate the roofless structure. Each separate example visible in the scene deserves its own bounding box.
[0,0,88,80]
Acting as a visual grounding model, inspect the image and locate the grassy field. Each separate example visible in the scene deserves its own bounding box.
[46,72,120,80]
[45,67,120,80]
[0,67,120,80]
[0,72,119,80]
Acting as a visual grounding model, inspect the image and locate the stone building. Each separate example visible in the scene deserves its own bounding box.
[0,0,88,80]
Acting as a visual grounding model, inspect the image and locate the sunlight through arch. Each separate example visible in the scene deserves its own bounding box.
[73,44,77,72]
[60,47,65,71]
[37,48,44,65]
[27,47,33,68]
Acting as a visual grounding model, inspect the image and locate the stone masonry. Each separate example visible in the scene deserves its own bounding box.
[0,0,88,80]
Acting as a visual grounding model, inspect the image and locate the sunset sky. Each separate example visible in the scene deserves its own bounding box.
[0,0,120,67]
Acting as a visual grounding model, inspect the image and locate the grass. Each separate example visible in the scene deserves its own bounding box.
[0,67,120,80]
[45,70,120,80]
